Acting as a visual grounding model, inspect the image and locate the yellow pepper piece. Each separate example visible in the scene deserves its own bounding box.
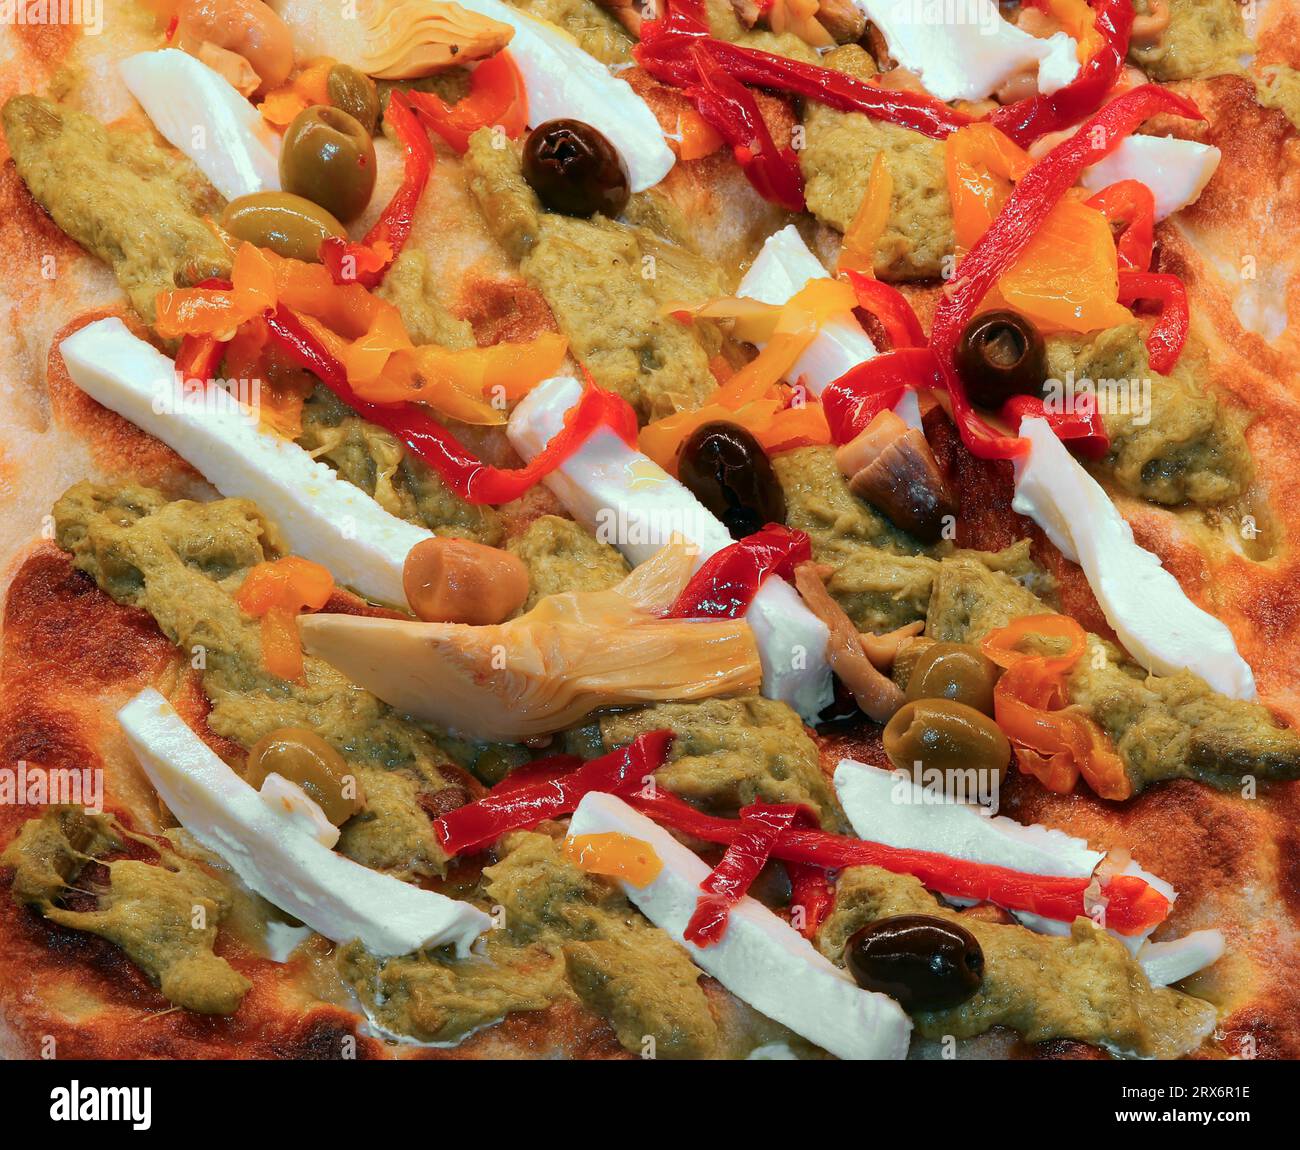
[564,832,663,887]
[838,153,893,276]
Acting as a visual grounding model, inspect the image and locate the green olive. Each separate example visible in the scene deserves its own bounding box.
[327,63,380,135]
[219,191,345,262]
[279,104,376,223]
[245,727,363,826]
[904,642,1001,715]
[882,699,1010,787]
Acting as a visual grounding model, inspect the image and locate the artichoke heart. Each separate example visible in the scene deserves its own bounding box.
[298,538,762,741]
[361,0,515,79]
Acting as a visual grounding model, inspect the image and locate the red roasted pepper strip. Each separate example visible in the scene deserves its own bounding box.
[263,306,639,503]
[637,32,972,141]
[631,791,1169,936]
[666,524,811,618]
[990,0,1134,148]
[841,269,927,350]
[821,347,942,445]
[1117,270,1189,374]
[999,394,1111,459]
[1086,179,1156,271]
[682,43,804,212]
[405,50,529,154]
[685,802,801,946]
[321,92,431,289]
[930,84,1203,461]
[433,732,674,855]
[488,754,584,798]
[787,860,835,939]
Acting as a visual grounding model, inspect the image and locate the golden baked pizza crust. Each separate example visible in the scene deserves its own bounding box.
[2,1,1299,1060]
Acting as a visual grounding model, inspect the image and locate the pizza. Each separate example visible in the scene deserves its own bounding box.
[1,0,1299,1063]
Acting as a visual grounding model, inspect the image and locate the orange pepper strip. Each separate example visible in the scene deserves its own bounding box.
[405,51,529,154]
[670,105,724,160]
[981,615,1133,801]
[564,832,663,887]
[838,152,892,277]
[235,557,335,682]
[945,122,1132,333]
[258,56,335,126]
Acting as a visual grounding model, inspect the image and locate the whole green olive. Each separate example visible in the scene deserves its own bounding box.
[327,63,380,135]
[677,421,786,541]
[219,191,345,262]
[245,727,363,826]
[279,104,376,223]
[522,119,630,219]
[882,699,1010,786]
[846,914,984,1011]
[905,641,1001,715]
[954,309,1046,409]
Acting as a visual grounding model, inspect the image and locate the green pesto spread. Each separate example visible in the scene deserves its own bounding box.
[3,808,250,1015]
[1129,0,1251,82]
[2,96,230,321]
[800,46,954,281]
[505,0,632,65]
[1046,326,1254,507]
[506,514,629,611]
[1255,65,1300,131]
[339,829,726,1055]
[375,249,476,350]
[52,482,462,876]
[819,866,1217,1058]
[600,696,847,830]
[296,386,503,543]
[926,553,1300,791]
[465,130,729,421]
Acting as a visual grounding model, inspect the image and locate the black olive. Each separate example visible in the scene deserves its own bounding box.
[522,119,630,219]
[846,914,984,1012]
[954,309,1047,409]
[677,421,786,540]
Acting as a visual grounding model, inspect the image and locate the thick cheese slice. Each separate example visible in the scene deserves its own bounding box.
[567,792,912,1059]
[457,0,672,192]
[1012,417,1255,698]
[119,49,280,200]
[1081,136,1222,221]
[1138,930,1226,988]
[737,226,922,429]
[59,318,431,609]
[507,375,833,721]
[118,689,491,956]
[853,1,1077,102]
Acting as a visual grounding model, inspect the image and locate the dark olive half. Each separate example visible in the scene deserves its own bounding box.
[677,421,786,540]
[846,914,985,1012]
[522,119,630,219]
[954,309,1046,409]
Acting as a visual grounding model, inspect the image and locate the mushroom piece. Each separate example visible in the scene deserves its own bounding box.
[859,620,926,670]
[810,0,865,43]
[836,410,957,543]
[794,563,905,723]
[1130,0,1171,49]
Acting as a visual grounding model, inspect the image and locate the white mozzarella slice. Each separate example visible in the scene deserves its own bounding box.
[457,0,673,191]
[567,792,912,1060]
[834,758,1103,878]
[1036,31,1081,96]
[59,318,431,609]
[118,689,491,956]
[507,375,833,721]
[1138,930,1226,987]
[118,49,280,200]
[1012,417,1255,699]
[739,225,879,396]
[852,1,1068,102]
[1081,136,1222,221]
[259,773,340,849]
[737,226,921,427]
